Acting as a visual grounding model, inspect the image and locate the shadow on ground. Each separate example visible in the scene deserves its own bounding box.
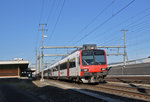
[0,78,147,102]
[116,78,148,94]
[0,78,100,102]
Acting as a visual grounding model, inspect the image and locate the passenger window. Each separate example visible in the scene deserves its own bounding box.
[60,62,67,70]
[69,58,76,68]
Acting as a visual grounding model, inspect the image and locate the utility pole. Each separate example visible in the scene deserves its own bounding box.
[35,48,37,75]
[121,30,128,68]
[38,51,40,77]
[39,24,47,81]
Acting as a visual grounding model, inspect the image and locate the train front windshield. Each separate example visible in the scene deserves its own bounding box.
[82,50,106,65]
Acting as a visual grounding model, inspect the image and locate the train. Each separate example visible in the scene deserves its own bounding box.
[43,44,109,83]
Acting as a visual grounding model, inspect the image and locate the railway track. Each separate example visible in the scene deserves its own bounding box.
[72,83,150,101]
[93,84,150,101]
[105,76,150,84]
[43,79,150,102]
[97,83,150,94]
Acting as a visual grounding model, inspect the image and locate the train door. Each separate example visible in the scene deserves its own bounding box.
[58,64,60,79]
[51,68,54,77]
[48,69,50,78]
[76,54,80,76]
[67,60,69,79]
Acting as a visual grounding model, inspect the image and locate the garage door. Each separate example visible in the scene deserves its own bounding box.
[0,67,19,77]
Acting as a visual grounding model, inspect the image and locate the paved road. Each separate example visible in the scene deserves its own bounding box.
[0,84,42,102]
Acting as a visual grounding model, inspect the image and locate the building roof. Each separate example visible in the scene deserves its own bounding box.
[0,60,29,65]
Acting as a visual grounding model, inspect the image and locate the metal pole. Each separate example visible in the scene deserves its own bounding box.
[38,51,40,77]
[35,48,37,75]
[121,30,128,67]
[41,24,44,81]
[40,24,47,81]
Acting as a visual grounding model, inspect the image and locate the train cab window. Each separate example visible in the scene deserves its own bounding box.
[82,50,106,65]
[94,51,106,65]
[69,58,76,68]
[82,50,94,65]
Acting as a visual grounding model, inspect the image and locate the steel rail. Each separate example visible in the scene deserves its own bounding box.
[92,84,150,101]
[97,84,150,95]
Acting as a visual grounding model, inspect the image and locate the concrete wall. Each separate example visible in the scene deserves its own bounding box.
[108,62,150,76]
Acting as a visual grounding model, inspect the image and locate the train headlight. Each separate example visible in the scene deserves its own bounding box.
[101,68,107,71]
[81,69,89,72]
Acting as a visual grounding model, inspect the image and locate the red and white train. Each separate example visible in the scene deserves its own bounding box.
[44,45,109,83]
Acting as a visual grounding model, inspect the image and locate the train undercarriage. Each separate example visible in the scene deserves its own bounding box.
[81,72,107,83]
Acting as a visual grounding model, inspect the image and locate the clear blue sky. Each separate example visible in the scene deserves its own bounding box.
[0,0,150,65]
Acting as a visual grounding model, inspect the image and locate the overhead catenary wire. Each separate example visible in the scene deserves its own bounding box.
[127,35,150,59]
[129,23,150,33]
[122,28,148,49]
[65,0,116,45]
[126,27,150,43]
[35,0,46,50]
[48,0,66,43]
[102,24,150,46]
[46,0,61,27]
[42,0,66,62]
[28,0,46,67]
[35,0,47,52]
[92,7,150,46]
[45,0,135,63]
[34,0,150,65]
[46,0,56,23]
[125,13,150,29]
[127,18,150,30]
[72,0,135,45]
[99,21,150,46]
[47,0,115,62]
[39,0,45,24]
[125,13,150,42]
